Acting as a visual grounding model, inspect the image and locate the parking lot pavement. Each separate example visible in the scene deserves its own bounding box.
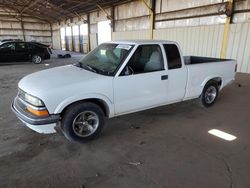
[0,52,250,188]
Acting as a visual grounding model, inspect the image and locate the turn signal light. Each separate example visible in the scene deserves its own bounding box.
[26,106,49,117]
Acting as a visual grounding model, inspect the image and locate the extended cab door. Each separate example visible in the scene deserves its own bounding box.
[163,43,188,102]
[113,44,169,115]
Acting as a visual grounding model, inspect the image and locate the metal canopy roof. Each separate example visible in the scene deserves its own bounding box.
[0,0,133,23]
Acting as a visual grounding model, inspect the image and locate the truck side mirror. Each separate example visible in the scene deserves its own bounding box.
[120,66,134,76]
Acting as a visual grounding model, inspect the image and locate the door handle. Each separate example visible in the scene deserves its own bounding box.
[161,75,168,80]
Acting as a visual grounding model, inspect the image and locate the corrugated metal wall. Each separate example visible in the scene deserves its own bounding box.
[112,30,149,40]
[115,0,150,32]
[52,29,61,50]
[227,23,250,73]
[112,22,250,73]
[51,0,250,73]
[154,24,224,57]
[0,7,52,45]
[0,20,52,45]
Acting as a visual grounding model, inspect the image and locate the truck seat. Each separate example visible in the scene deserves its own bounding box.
[144,51,163,72]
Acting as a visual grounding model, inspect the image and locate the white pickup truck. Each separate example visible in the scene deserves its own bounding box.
[12,40,236,142]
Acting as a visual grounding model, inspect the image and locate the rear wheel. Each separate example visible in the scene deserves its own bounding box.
[61,102,105,142]
[32,54,42,64]
[199,81,219,107]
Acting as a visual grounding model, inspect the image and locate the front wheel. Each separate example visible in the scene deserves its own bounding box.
[61,102,105,142]
[32,55,42,64]
[199,81,219,107]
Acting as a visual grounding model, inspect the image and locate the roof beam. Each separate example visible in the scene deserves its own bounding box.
[0,0,134,23]
[20,0,44,14]
[97,4,113,20]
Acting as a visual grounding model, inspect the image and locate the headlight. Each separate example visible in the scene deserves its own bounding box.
[24,93,44,107]
[17,90,49,117]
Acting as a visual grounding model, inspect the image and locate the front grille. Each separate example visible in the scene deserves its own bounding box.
[16,97,26,111]
[17,89,26,101]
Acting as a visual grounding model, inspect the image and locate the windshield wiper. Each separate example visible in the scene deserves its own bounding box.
[76,62,97,73]
[75,62,113,76]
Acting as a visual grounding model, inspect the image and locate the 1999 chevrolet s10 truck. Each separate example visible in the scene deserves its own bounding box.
[12,40,236,142]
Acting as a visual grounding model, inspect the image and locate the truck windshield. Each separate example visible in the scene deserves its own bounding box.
[78,43,133,76]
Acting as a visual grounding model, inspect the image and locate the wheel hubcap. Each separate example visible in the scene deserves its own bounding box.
[72,111,99,137]
[205,86,217,104]
[34,56,41,63]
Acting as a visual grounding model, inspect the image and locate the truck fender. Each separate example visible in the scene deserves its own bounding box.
[53,93,114,117]
[201,75,223,88]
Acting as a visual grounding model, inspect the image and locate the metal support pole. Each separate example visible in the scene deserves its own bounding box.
[97,4,113,21]
[151,0,156,29]
[57,22,61,50]
[87,13,91,52]
[78,24,81,53]
[111,6,115,33]
[220,0,233,58]
[230,0,235,24]
[50,23,53,48]
[20,15,26,41]
[64,27,66,50]
[71,26,74,51]
[141,0,154,39]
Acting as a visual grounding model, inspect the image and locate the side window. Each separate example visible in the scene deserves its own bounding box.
[28,43,35,49]
[29,43,40,50]
[164,44,182,70]
[15,43,27,51]
[0,42,15,50]
[121,45,164,75]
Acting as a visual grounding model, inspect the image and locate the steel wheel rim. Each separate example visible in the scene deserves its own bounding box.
[34,56,41,64]
[72,111,99,137]
[205,86,217,104]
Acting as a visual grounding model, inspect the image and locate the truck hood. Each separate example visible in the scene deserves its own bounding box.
[19,64,105,96]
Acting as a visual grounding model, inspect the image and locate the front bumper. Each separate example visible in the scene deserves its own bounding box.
[11,97,60,134]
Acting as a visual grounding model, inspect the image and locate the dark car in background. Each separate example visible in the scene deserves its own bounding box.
[31,42,52,54]
[0,41,51,64]
[1,39,23,42]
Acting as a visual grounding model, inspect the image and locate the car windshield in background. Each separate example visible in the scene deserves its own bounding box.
[78,43,133,76]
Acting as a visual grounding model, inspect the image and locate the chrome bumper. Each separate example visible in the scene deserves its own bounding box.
[11,97,60,126]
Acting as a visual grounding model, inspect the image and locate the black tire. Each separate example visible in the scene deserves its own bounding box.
[199,80,219,107]
[32,54,43,64]
[61,102,105,143]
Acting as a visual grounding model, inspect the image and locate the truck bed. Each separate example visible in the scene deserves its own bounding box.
[183,56,236,101]
[184,56,232,65]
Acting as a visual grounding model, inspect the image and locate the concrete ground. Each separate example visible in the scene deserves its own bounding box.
[0,50,250,188]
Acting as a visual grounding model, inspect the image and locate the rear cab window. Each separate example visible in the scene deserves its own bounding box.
[163,44,182,70]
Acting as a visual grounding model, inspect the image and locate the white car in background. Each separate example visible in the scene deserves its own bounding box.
[12,40,236,142]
